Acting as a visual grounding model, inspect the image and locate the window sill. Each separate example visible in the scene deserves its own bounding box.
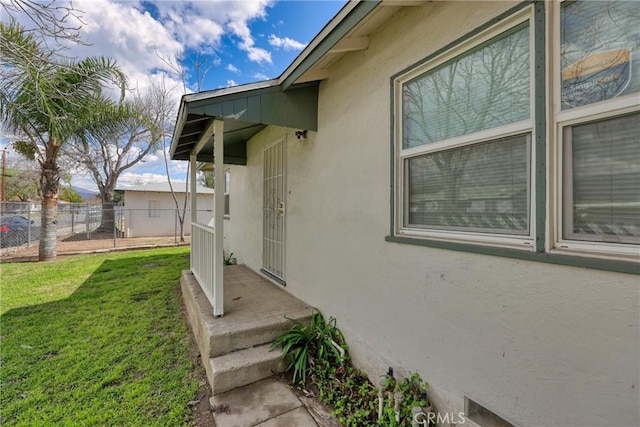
[398,228,535,252]
[385,235,639,274]
[549,244,640,264]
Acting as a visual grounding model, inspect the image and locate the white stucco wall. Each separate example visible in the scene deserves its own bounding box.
[223,2,639,426]
[123,191,213,237]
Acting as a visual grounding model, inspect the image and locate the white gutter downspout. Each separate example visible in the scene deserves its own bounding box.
[212,119,225,318]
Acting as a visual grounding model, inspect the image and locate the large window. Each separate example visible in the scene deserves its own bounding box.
[556,1,640,257]
[393,2,639,262]
[395,11,534,248]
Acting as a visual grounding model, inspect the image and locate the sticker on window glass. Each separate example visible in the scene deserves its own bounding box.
[562,48,631,108]
[561,1,640,110]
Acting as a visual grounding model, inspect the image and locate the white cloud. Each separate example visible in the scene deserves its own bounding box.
[226,63,240,73]
[70,147,188,191]
[253,73,270,81]
[27,0,275,92]
[226,79,238,87]
[268,34,305,51]
[152,0,272,64]
[229,19,272,64]
[117,172,186,188]
[66,1,183,77]
[245,46,271,64]
[4,0,275,95]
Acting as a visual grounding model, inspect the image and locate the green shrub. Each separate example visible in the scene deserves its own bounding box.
[271,312,346,386]
[272,312,430,426]
[223,252,237,265]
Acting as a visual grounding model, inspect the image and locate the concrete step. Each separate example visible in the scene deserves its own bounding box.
[208,343,285,395]
[208,313,311,358]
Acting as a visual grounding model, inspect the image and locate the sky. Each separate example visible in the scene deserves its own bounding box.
[1,0,346,193]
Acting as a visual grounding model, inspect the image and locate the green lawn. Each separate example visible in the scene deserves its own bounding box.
[0,247,201,426]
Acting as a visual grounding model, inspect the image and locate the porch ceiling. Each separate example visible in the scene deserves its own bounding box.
[170,80,319,164]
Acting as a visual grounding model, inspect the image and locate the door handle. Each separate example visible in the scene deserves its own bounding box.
[277,202,285,216]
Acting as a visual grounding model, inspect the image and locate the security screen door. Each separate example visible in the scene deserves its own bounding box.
[262,137,286,281]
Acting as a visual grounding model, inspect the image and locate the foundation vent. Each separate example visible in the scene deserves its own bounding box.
[465,397,517,427]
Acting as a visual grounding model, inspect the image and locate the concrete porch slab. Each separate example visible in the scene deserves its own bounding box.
[217,265,314,339]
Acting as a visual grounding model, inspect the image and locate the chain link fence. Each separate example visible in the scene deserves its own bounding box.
[1,202,213,254]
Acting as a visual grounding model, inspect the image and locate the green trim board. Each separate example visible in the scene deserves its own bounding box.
[389,71,396,237]
[533,1,546,253]
[281,0,382,90]
[385,235,639,275]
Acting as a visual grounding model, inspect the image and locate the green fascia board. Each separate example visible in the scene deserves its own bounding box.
[188,82,319,131]
[533,1,547,253]
[170,82,319,162]
[281,0,382,90]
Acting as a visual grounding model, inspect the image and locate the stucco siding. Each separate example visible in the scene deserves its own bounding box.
[223,2,639,426]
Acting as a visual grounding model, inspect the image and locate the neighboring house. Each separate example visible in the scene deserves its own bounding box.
[118,182,214,237]
[170,2,639,427]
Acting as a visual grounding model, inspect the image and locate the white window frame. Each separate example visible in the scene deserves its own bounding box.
[394,7,537,251]
[224,169,230,218]
[550,0,640,260]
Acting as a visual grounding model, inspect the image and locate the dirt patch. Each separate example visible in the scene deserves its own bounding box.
[189,355,216,427]
[0,235,190,263]
[283,373,340,427]
[178,291,216,427]
[62,231,124,241]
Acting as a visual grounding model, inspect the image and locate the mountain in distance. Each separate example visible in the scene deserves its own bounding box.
[70,185,99,201]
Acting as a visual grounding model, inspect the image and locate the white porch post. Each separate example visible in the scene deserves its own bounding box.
[190,154,197,223]
[213,119,224,317]
[189,153,197,268]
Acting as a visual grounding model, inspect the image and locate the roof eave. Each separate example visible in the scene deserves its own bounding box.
[279,0,382,90]
[169,0,391,162]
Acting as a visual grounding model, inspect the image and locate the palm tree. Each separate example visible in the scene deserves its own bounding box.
[0,21,127,260]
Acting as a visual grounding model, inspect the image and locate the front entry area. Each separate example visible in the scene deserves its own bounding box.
[262,137,286,282]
